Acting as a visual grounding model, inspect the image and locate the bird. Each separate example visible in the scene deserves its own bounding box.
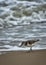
[19,39,40,52]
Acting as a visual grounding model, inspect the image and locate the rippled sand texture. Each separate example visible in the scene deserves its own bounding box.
[0,0,46,53]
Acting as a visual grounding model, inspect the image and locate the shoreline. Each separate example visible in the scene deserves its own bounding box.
[0,50,46,65]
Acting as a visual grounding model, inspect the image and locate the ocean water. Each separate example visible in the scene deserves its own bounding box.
[0,0,46,54]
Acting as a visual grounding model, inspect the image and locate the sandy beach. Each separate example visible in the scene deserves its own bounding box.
[0,50,46,65]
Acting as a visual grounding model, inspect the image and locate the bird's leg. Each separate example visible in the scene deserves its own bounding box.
[30,45,32,51]
[26,46,32,53]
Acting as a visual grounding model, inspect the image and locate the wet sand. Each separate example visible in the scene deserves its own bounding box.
[0,50,46,65]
